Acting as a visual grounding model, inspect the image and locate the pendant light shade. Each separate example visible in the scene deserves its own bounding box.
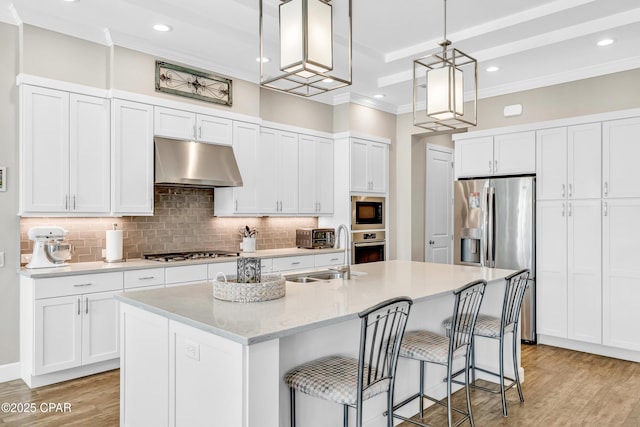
[260,0,352,97]
[413,1,477,132]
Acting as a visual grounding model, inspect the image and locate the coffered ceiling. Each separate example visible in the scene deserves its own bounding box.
[1,0,639,114]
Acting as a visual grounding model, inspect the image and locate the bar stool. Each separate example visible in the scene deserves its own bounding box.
[447,269,530,417]
[284,296,413,427]
[392,280,486,427]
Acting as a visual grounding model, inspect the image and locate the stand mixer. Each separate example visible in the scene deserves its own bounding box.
[26,226,73,269]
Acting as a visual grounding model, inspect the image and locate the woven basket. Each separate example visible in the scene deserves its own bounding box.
[212,273,286,303]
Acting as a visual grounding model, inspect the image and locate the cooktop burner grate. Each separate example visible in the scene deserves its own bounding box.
[143,250,240,262]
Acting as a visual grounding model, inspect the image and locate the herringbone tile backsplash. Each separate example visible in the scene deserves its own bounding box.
[20,187,318,263]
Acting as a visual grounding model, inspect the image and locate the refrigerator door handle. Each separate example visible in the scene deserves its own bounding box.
[487,186,495,268]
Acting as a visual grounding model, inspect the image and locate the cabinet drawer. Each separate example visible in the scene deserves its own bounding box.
[260,258,273,273]
[35,272,123,299]
[272,255,314,272]
[315,252,344,267]
[165,264,207,285]
[124,268,165,289]
[208,261,237,280]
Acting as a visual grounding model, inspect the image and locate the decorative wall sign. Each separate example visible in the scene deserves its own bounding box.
[155,61,232,106]
[0,166,5,192]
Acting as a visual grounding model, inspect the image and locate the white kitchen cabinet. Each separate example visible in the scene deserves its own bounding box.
[165,264,208,287]
[315,252,344,267]
[455,132,535,179]
[112,99,154,215]
[299,135,334,215]
[214,121,260,215]
[536,127,567,200]
[603,117,640,198]
[602,199,640,352]
[207,261,237,280]
[536,201,568,338]
[272,255,315,272]
[124,268,165,290]
[154,106,232,145]
[258,128,299,214]
[21,86,110,214]
[567,199,602,344]
[81,290,121,365]
[350,138,388,194]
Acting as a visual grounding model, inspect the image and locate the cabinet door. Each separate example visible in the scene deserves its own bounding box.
[197,115,232,145]
[257,128,278,214]
[455,137,494,178]
[536,127,567,200]
[315,137,334,214]
[568,123,601,199]
[603,117,640,198]
[34,296,82,375]
[602,199,640,351]
[69,94,110,213]
[350,139,369,192]
[298,135,317,214]
[567,200,601,344]
[493,131,536,175]
[112,100,154,215]
[82,291,120,364]
[231,122,260,213]
[536,201,568,338]
[21,86,70,213]
[154,107,196,140]
[277,131,299,214]
[368,142,388,193]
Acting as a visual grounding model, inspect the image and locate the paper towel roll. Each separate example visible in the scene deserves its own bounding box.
[106,230,123,262]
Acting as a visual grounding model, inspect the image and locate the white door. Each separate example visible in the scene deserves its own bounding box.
[567,199,602,344]
[536,127,567,200]
[82,291,120,364]
[603,117,640,198]
[536,201,568,338]
[568,123,601,199]
[34,296,82,375]
[602,199,640,351]
[425,145,453,264]
[21,85,70,213]
[69,94,110,213]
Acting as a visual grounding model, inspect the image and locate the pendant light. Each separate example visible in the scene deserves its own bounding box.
[260,0,352,97]
[413,0,477,132]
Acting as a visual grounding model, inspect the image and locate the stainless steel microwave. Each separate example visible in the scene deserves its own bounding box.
[351,196,385,230]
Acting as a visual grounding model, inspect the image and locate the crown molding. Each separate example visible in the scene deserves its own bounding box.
[331,92,398,115]
[0,4,22,26]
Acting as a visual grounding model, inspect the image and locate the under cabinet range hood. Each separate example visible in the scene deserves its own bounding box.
[154,137,243,188]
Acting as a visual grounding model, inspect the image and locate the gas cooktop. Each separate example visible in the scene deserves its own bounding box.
[143,250,240,262]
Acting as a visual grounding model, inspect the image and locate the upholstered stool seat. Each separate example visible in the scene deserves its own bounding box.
[399,330,466,364]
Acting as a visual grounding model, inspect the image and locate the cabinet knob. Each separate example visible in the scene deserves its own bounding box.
[604,182,608,197]
[604,201,608,217]
[561,184,565,198]
[429,240,435,245]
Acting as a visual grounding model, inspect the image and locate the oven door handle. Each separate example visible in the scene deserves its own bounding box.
[353,241,385,247]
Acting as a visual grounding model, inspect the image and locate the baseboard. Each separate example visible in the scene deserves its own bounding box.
[0,362,21,384]
[538,335,640,363]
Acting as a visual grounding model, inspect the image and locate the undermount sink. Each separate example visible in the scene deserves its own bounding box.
[284,270,344,283]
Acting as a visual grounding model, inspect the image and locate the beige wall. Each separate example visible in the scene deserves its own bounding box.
[259,88,333,133]
[0,22,20,365]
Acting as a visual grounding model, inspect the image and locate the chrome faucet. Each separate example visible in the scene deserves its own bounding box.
[334,224,351,279]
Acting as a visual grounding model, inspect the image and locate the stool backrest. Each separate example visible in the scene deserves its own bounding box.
[356,297,413,402]
[449,280,487,356]
[501,269,530,331]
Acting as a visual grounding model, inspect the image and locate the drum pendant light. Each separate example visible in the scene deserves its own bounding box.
[260,0,352,97]
[413,0,477,132]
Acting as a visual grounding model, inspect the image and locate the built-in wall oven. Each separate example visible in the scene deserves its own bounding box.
[351,196,384,230]
[352,231,385,264]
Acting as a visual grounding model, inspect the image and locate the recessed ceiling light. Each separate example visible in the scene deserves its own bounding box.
[256,57,271,63]
[153,24,173,32]
[597,38,614,47]
[373,94,385,99]
[486,66,500,72]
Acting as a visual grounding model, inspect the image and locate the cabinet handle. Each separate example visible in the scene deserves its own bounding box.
[489,161,492,173]
[291,261,301,265]
[330,258,339,261]
[568,183,573,198]
[604,202,608,217]
[317,202,321,212]
[568,203,572,217]
[85,296,89,314]
[494,160,498,173]
[138,276,155,280]
[73,283,93,287]
[193,125,196,139]
[65,195,69,211]
[77,298,81,316]
[562,202,565,217]
[198,126,202,139]
[235,200,238,211]
[561,184,565,198]
[73,195,76,210]
[604,182,608,197]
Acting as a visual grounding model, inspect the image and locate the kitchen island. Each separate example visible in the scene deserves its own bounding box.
[115,260,516,427]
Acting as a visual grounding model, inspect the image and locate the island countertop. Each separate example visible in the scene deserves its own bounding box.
[114,260,514,345]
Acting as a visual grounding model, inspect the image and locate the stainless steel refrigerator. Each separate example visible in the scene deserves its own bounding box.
[454,176,536,343]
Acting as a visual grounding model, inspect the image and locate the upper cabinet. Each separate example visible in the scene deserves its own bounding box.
[603,117,640,199]
[536,123,601,200]
[299,135,334,215]
[111,99,154,215]
[21,86,110,215]
[154,106,232,146]
[455,131,535,179]
[350,138,388,194]
[258,128,299,214]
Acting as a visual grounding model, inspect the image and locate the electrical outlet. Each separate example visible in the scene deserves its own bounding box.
[184,339,200,361]
[0,252,4,268]
[101,249,107,258]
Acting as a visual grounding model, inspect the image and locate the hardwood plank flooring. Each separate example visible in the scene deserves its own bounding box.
[0,345,638,426]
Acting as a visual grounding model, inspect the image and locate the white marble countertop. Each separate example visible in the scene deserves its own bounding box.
[114,260,515,345]
[18,247,345,278]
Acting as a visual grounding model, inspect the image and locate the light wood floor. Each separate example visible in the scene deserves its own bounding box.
[0,345,638,426]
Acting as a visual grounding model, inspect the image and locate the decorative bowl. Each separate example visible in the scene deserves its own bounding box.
[212,273,285,303]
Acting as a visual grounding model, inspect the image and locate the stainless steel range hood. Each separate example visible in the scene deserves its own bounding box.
[154,137,243,188]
